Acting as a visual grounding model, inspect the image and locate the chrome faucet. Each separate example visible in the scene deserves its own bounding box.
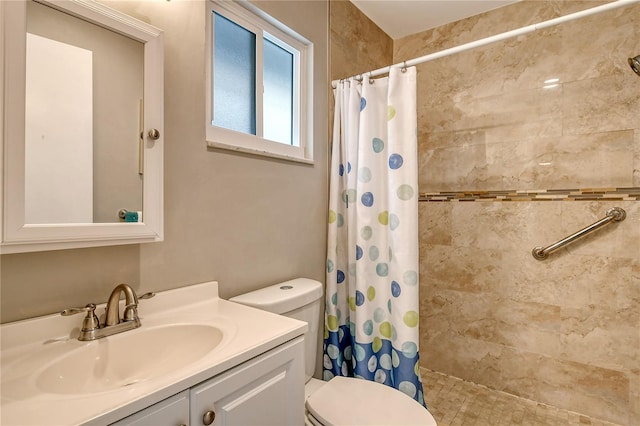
[61,283,155,341]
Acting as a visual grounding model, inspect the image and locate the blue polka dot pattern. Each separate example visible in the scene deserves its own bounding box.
[391,281,401,297]
[325,69,424,408]
[361,192,374,207]
[389,153,404,169]
[323,326,425,406]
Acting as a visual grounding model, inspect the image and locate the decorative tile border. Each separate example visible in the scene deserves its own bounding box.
[419,187,640,202]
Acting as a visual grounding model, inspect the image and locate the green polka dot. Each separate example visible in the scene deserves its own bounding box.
[402,341,418,358]
[372,138,384,153]
[358,167,372,183]
[324,325,329,339]
[328,210,337,224]
[327,344,339,359]
[378,211,389,225]
[403,270,418,286]
[414,360,421,376]
[376,263,389,277]
[348,297,356,311]
[387,105,396,120]
[399,381,417,398]
[392,349,400,367]
[380,353,392,369]
[373,307,386,322]
[389,214,400,230]
[397,184,414,200]
[361,226,373,240]
[348,263,357,276]
[327,315,338,331]
[372,337,383,352]
[354,344,366,362]
[367,286,376,301]
[380,322,392,338]
[342,189,356,204]
[363,320,373,335]
[369,246,379,261]
[337,213,344,227]
[403,311,419,327]
[327,259,334,273]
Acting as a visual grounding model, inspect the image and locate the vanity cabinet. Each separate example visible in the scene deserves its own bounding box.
[111,337,304,426]
[111,391,189,426]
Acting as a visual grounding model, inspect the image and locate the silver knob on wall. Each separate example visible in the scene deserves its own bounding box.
[148,128,160,140]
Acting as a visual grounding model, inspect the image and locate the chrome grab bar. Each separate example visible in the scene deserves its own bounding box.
[532,207,626,260]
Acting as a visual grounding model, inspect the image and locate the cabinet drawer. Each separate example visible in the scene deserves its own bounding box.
[110,390,189,426]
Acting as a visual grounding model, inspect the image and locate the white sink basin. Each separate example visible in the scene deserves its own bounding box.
[36,324,223,394]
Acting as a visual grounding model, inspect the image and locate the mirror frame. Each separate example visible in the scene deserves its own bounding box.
[1,0,164,254]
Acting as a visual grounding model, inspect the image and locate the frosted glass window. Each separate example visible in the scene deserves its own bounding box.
[264,38,294,146]
[212,12,256,135]
[206,1,311,162]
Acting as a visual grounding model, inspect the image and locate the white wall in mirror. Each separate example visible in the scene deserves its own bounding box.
[1,0,164,253]
[25,33,94,224]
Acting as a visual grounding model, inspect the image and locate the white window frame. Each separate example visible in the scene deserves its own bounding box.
[205,0,313,163]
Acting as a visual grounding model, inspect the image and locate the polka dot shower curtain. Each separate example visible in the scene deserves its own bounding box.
[324,67,425,406]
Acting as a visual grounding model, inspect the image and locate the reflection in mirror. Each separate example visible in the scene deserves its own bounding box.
[1,0,164,253]
[25,0,144,224]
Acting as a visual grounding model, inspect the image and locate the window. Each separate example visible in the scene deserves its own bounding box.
[206,1,312,163]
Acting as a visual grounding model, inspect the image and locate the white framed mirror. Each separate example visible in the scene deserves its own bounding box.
[1,0,164,253]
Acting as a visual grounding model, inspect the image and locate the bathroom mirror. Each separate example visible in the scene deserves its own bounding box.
[1,0,164,253]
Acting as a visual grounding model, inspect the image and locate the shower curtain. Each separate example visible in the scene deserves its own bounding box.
[324,67,425,406]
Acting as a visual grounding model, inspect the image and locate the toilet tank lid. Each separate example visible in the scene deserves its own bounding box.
[228,278,323,314]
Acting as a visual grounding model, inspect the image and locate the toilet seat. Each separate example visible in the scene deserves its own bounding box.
[305,376,437,426]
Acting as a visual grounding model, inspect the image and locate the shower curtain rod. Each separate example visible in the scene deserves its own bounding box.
[331,0,639,88]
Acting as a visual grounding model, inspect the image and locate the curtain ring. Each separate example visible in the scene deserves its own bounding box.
[369,72,374,85]
[401,61,407,73]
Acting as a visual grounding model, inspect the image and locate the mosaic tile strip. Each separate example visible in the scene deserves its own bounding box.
[419,187,640,202]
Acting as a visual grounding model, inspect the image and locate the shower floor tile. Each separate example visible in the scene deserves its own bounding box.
[421,369,622,426]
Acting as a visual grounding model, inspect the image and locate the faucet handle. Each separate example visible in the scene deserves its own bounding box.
[61,303,95,317]
[123,303,139,322]
[61,303,100,332]
[122,292,154,322]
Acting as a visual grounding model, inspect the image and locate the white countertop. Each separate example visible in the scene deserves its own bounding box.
[0,281,307,425]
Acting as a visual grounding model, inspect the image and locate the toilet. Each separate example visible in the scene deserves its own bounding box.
[229,278,437,426]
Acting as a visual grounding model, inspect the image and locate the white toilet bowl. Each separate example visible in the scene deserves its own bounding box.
[305,376,436,426]
[230,278,437,426]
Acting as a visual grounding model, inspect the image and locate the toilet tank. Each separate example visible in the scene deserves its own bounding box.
[229,278,323,382]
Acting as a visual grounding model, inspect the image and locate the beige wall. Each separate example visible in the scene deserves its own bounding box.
[1,0,329,322]
[331,1,639,425]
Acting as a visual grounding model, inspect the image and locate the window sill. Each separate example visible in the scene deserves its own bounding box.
[206,140,314,165]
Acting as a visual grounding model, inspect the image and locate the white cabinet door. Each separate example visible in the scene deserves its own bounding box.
[110,391,189,426]
[190,337,305,426]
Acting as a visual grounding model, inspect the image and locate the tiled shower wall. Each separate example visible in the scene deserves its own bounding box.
[330,1,639,424]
